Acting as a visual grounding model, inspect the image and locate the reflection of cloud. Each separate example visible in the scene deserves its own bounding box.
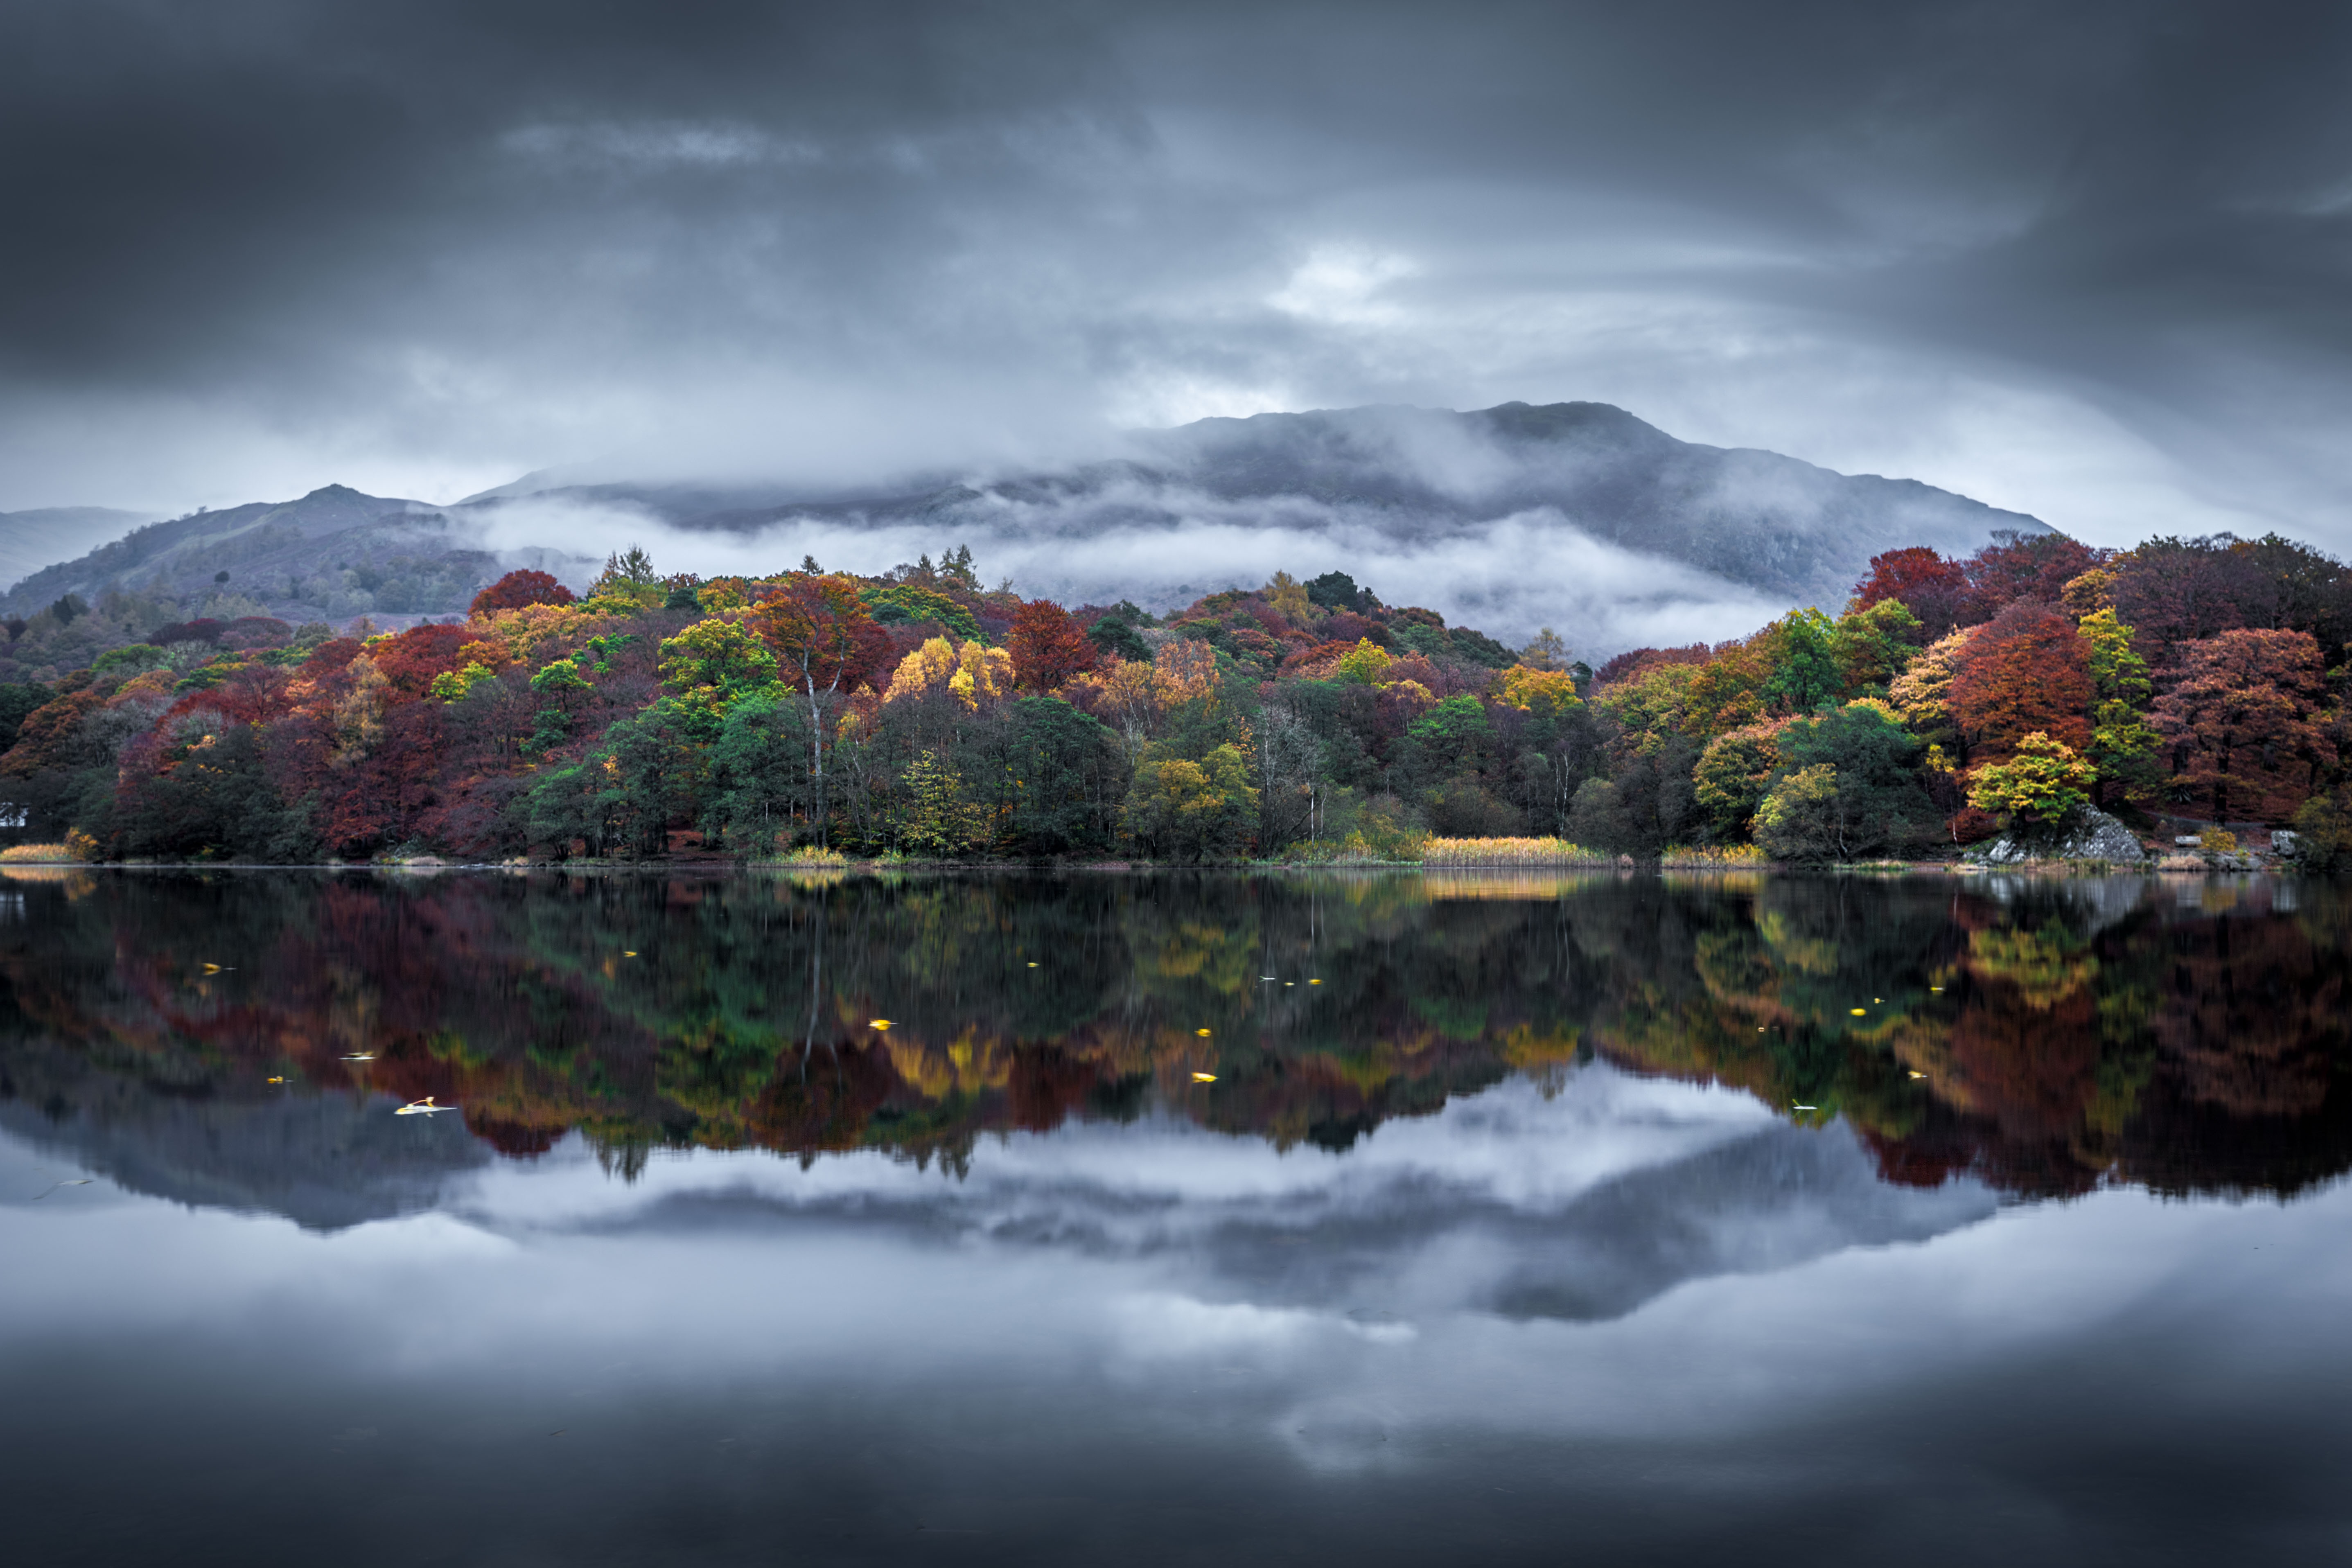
[447,1064,1995,1324]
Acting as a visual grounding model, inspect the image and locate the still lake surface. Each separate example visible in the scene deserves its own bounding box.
[2,867,2350,1566]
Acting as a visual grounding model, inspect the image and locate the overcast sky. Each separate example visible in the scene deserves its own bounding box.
[4,0,2351,551]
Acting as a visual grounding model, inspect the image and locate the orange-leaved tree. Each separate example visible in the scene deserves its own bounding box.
[1946,601,2092,761]
[752,574,893,845]
[2149,628,2337,822]
[1007,598,1097,692]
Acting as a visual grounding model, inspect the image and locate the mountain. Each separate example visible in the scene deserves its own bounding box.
[0,483,577,627]
[0,402,2050,654]
[494,401,2051,645]
[0,506,158,596]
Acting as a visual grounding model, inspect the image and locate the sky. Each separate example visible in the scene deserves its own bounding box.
[5,0,2352,555]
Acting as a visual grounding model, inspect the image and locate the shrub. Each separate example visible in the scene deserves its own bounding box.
[1966,731,2097,825]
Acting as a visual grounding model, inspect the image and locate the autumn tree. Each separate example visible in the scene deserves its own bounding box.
[1946,601,2092,760]
[1853,547,1971,638]
[1007,598,1097,692]
[1967,732,2098,826]
[752,575,894,846]
[2150,628,2337,821]
[1964,531,2106,622]
[470,570,576,616]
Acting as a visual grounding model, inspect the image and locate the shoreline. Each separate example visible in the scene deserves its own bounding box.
[0,854,2311,877]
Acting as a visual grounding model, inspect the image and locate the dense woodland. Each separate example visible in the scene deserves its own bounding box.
[4,527,2352,865]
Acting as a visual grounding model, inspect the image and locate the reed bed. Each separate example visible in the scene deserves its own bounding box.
[1657,844,1771,869]
[1417,837,1614,868]
[0,843,74,864]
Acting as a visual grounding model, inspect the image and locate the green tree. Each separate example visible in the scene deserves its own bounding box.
[1008,696,1123,855]
[901,749,986,857]
[1831,598,1923,697]
[1124,742,1257,860]
[1693,723,1783,839]
[1967,731,2098,825]
[1755,764,1845,863]
[705,689,814,854]
[2078,607,2160,807]
[659,618,778,700]
[1763,608,1841,714]
[1761,700,1937,858]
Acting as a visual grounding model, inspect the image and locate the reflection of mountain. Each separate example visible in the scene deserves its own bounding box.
[460,1069,1996,1324]
[2,870,2347,1232]
[0,1079,485,1230]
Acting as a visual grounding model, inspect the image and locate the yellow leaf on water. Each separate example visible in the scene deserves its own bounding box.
[1850,1008,1867,1015]
[1195,1028,1212,1036]
[1192,1072,1217,1083]
[870,1020,892,1030]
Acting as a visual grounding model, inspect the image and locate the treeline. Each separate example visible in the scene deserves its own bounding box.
[2,528,2351,864]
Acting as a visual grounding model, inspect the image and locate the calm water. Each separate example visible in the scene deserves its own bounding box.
[3,868,2350,1566]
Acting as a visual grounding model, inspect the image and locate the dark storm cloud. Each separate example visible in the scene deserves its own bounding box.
[2,0,2350,548]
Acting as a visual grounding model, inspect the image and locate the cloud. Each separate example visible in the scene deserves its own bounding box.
[1,0,2350,564]
[470,481,1790,652]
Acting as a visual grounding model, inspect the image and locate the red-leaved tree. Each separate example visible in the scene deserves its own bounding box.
[1007,598,1098,692]
[1946,600,2093,762]
[470,570,576,615]
[1964,532,2106,623]
[1853,547,1972,639]
[2149,628,2336,822]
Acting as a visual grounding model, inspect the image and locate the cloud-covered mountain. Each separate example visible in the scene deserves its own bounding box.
[4,402,2047,654]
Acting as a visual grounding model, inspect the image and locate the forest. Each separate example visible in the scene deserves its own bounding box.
[3,527,2351,866]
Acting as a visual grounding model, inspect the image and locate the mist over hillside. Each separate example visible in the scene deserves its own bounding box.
[0,507,156,595]
[2,402,2047,658]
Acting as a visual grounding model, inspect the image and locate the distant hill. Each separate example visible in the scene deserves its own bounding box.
[0,402,2051,656]
[0,506,157,596]
[0,484,569,626]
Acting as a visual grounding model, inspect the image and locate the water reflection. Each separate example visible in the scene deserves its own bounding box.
[5,870,2352,1565]
[3,869,2347,1220]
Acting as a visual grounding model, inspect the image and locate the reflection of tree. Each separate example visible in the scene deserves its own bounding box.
[2,870,2349,1203]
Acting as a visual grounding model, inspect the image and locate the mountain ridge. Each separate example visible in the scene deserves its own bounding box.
[0,401,2050,655]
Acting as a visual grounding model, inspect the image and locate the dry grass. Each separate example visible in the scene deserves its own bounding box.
[1418,837,1613,867]
[0,843,74,864]
[1658,844,1771,869]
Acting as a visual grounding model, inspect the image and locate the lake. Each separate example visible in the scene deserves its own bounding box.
[3,867,2349,1565]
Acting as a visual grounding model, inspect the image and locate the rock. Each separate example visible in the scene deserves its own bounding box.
[2271,829,2300,856]
[2174,835,2202,848]
[1969,806,2148,866]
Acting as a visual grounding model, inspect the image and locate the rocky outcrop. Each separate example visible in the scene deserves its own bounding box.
[1971,806,2147,865]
